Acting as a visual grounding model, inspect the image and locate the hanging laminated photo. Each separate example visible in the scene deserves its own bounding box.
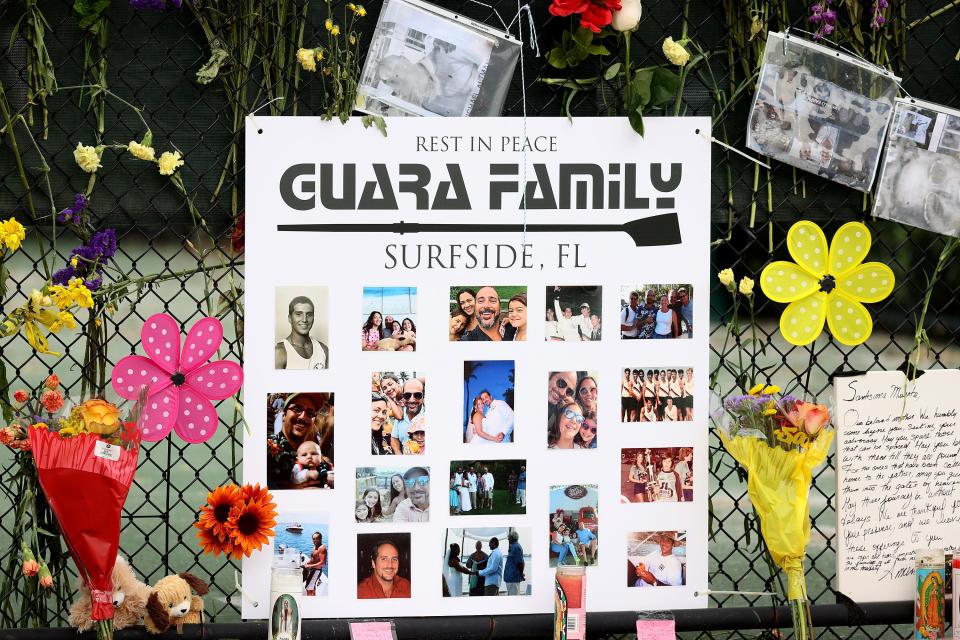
[355,0,520,117]
[873,98,960,236]
[745,31,899,192]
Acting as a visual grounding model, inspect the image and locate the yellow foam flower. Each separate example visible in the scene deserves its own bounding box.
[1,217,26,253]
[127,141,156,162]
[296,48,317,72]
[662,37,690,66]
[158,151,184,176]
[760,221,894,347]
[73,143,102,173]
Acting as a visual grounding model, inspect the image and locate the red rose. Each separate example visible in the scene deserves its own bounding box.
[549,0,590,17]
[580,2,617,31]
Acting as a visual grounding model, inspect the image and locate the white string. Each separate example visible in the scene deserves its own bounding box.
[696,129,771,169]
[508,4,541,57]
[234,570,259,607]
[246,96,286,133]
[464,0,510,32]
[515,0,529,245]
[695,589,777,597]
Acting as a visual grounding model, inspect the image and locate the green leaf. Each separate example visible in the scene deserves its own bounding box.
[563,88,578,122]
[546,46,568,70]
[195,44,230,86]
[587,45,610,56]
[361,115,388,137]
[140,130,153,148]
[0,362,12,423]
[571,27,594,48]
[73,0,111,30]
[648,67,681,107]
[603,62,621,80]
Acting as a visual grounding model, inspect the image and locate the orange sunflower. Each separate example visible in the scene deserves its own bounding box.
[226,498,277,559]
[196,484,241,542]
[239,482,271,504]
[195,523,230,556]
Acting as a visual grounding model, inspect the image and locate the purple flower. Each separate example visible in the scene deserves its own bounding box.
[870,0,888,30]
[56,192,89,224]
[129,0,181,9]
[808,0,836,39]
[52,228,117,291]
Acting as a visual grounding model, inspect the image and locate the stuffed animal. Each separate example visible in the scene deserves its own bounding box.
[144,572,209,635]
[68,555,150,632]
[376,334,416,351]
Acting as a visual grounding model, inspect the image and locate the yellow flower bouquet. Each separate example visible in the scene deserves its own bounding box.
[715,384,834,640]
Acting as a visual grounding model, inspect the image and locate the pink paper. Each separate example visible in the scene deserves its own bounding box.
[349,621,395,640]
[635,618,676,640]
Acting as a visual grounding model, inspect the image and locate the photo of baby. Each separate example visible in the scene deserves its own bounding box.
[266,393,334,491]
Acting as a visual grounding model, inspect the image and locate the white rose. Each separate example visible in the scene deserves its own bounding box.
[611,0,642,32]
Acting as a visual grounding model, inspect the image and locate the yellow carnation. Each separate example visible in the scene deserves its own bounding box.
[158,151,184,176]
[662,37,690,67]
[296,48,317,72]
[738,276,755,297]
[717,268,735,289]
[127,141,156,162]
[1,217,26,253]
[354,4,367,16]
[73,143,102,173]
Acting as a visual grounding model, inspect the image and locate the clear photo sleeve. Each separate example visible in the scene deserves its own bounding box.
[745,31,900,192]
[355,0,520,118]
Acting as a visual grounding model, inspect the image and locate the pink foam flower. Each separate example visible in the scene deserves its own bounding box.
[110,313,242,443]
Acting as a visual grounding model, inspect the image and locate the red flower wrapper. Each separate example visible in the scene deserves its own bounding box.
[28,418,141,622]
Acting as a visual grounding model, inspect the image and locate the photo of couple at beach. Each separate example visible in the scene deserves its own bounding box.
[450,286,527,341]
[463,360,515,444]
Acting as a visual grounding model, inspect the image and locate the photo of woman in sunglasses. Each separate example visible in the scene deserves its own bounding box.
[371,371,426,455]
[355,466,431,523]
[547,371,599,449]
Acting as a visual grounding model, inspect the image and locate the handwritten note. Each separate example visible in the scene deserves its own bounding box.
[349,621,396,640]
[835,370,960,602]
[636,618,676,639]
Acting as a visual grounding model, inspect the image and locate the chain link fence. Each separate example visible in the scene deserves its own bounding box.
[0,0,958,636]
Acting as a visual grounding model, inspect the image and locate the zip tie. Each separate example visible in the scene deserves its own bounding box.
[508,4,540,57]
[234,570,258,608]
[696,589,777,597]
[247,96,286,134]
[695,128,771,169]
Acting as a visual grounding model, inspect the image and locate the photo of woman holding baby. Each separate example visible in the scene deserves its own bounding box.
[266,392,335,490]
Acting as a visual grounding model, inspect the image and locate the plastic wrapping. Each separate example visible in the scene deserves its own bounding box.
[355,0,520,118]
[746,31,899,192]
[29,427,140,621]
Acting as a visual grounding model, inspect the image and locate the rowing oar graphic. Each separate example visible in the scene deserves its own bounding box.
[277,212,681,247]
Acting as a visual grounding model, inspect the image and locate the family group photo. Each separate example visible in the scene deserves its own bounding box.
[266,393,335,491]
[362,286,418,351]
[450,286,527,341]
[274,515,330,597]
[356,466,431,523]
[545,286,602,341]
[356,534,412,600]
[620,447,695,504]
[619,285,693,340]
[548,485,599,567]
[448,460,526,516]
[626,531,687,588]
[463,360,515,444]
[442,528,531,597]
[547,371,598,449]
[621,367,695,422]
[371,371,426,455]
[274,286,330,369]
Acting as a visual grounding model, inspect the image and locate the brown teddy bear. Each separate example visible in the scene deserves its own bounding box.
[68,555,151,632]
[144,572,209,634]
